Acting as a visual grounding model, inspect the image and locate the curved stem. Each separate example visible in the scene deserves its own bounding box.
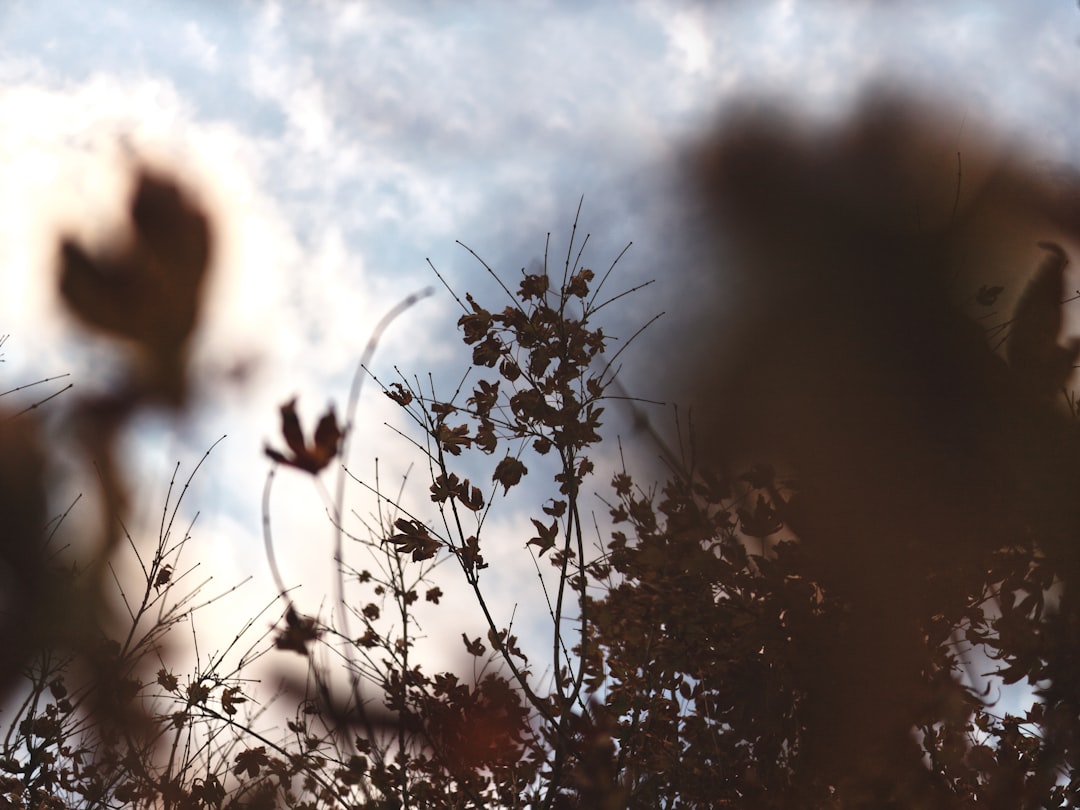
[261,466,289,607]
[334,289,434,661]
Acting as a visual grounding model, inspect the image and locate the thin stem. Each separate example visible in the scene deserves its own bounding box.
[261,466,289,605]
[336,290,433,648]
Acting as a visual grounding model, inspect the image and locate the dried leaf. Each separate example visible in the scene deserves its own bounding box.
[388,519,441,561]
[459,482,485,512]
[265,398,341,474]
[565,268,594,298]
[233,747,269,779]
[527,517,559,556]
[221,687,246,716]
[493,456,527,493]
[519,273,549,300]
[386,382,414,406]
[462,633,486,657]
[436,423,472,456]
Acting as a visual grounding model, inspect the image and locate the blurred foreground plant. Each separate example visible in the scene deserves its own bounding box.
[0,167,314,810]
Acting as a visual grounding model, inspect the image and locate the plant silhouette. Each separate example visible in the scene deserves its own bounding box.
[6,91,1080,808]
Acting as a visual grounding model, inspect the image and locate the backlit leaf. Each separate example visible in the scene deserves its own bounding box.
[265,398,341,474]
[493,456,527,493]
[528,518,558,556]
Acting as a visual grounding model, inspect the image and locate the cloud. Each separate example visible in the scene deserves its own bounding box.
[180,20,220,72]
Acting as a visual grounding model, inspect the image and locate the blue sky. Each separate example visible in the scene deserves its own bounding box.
[1,0,1078,680]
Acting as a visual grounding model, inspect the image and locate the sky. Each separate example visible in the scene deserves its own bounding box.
[1,0,1078,699]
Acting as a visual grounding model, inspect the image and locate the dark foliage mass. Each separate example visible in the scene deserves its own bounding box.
[677,90,1080,806]
[2,89,1080,810]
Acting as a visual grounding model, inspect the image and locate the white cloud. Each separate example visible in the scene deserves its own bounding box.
[668,7,713,76]
[181,20,219,72]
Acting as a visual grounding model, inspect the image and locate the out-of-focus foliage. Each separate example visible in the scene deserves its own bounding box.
[0,168,277,809]
[669,89,1080,807]
[60,171,211,406]
[2,169,214,692]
